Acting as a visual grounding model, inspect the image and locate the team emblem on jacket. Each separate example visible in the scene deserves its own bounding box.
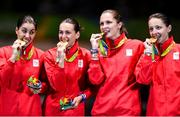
[173,52,179,60]
[33,59,39,67]
[78,59,83,68]
[126,49,133,56]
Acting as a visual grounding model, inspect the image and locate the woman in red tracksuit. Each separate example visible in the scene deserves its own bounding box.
[43,18,92,116]
[88,9,144,116]
[135,13,180,116]
[0,15,46,115]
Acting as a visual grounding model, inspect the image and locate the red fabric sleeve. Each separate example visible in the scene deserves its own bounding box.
[0,60,15,86]
[135,54,154,85]
[88,59,105,85]
[78,49,95,99]
[44,51,66,91]
[38,54,48,93]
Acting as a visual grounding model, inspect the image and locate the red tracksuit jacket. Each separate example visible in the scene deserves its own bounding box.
[135,36,180,116]
[0,43,45,116]
[43,42,92,116]
[88,33,144,116]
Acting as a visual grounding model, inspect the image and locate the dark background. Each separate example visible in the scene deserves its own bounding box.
[0,0,180,50]
[0,0,179,18]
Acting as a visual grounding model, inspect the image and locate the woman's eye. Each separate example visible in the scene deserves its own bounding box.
[59,31,63,34]
[155,26,161,30]
[149,27,153,32]
[65,31,71,35]
[21,29,27,33]
[29,30,35,35]
[100,22,104,26]
[106,21,112,24]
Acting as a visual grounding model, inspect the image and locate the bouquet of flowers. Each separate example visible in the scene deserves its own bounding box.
[27,76,42,89]
[59,97,74,111]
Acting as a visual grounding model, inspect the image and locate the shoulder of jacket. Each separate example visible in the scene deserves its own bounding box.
[126,39,144,46]
[79,47,90,55]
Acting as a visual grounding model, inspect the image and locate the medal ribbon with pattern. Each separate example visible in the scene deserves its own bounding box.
[16,46,34,61]
[64,49,79,62]
[98,36,127,56]
[151,41,175,61]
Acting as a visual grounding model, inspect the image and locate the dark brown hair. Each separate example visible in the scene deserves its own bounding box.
[16,15,37,30]
[61,18,82,33]
[148,13,171,27]
[101,9,128,36]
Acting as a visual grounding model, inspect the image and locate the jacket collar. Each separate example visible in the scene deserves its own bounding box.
[157,36,174,53]
[21,43,33,57]
[65,41,79,59]
[105,33,126,49]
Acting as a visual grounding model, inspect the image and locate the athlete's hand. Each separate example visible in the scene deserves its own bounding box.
[56,41,68,68]
[90,33,103,49]
[71,95,83,108]
[144,38,153,55]
[9,39,26,63]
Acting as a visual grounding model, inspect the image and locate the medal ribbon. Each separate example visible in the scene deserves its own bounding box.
[16,47,34,60]
[151,41,175,61]
[64,49,79,62]
[98,37,127,56]
[161,41,175,57]
[151,44,158,61]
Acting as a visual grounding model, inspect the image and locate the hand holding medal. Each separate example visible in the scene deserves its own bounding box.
[10,37,27,63]
[144,34,160,60]
[56,41,68,68]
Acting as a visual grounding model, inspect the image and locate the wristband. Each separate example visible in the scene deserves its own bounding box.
[144,48,152,56]
[91,49,99,60]
[79,94,86,102]
[90,49,98,54]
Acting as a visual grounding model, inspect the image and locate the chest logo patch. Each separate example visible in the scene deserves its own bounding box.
[33,59,39,67]
[126,49,133,56]
[173,52,179,60]
[78,59,83,68]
